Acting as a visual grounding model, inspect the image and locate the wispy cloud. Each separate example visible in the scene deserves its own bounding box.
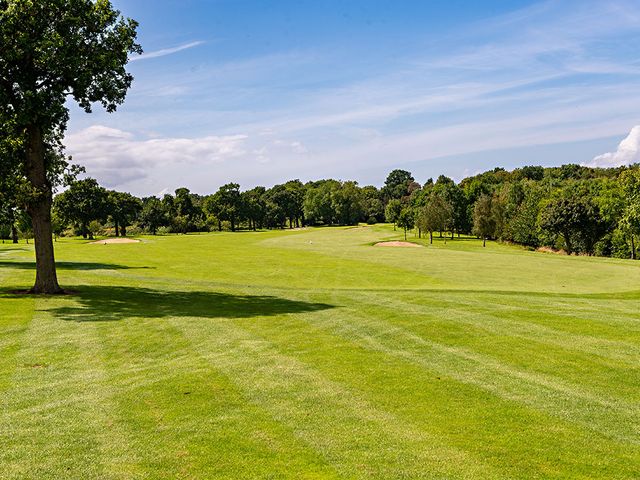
[67,0,640,193]
[131,41,204,62]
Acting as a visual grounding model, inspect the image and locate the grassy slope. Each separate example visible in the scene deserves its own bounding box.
[0,225,639,479]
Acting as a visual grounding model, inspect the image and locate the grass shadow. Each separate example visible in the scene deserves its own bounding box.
[36,286,335,322]
[0,261,153,271]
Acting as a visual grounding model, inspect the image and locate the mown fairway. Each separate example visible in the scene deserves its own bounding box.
[1,225,639,479]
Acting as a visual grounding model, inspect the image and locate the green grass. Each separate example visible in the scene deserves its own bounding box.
[1,225,639,479]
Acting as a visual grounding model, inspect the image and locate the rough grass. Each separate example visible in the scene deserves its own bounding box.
[1,225,639,479]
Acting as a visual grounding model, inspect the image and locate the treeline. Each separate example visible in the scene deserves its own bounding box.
[2,163,640,259]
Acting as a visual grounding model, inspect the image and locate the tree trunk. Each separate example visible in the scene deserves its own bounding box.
[121,224,127,237]
[114,220,120,237]
[11,225,18,244]
[631,235,636,260]
[563,232,573,255]
[429,231,433,244]
[24,125,62,294]
[483,236,486,247]
[404,227,407,240]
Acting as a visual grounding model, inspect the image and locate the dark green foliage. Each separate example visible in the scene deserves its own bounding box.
[382,169,414,202]
[108,191,141,237]
[205,184,242,232]
[139,197,167,235]
[538,194,607,255]
[53,178,109,239]
[240,186,267,230]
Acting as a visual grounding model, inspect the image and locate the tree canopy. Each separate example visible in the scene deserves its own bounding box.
[0,0,140,293]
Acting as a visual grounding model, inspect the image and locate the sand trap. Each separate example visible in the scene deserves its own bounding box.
[374,241,422,248]
[89,238,141,245]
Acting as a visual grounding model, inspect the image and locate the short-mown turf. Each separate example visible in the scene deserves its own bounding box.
[1,225,639,479]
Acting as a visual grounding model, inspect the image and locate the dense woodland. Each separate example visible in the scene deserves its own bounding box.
[2,163,640,259]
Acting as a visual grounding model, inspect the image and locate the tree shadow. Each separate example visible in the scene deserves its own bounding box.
[0,261,153,271]
[31,286,335,322]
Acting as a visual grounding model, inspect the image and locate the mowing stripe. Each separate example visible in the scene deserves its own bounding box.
[169,315,507,480]
[317,294,640,445]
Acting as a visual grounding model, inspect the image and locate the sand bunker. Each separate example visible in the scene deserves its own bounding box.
[374,241,422,248]
[90,238,141,245]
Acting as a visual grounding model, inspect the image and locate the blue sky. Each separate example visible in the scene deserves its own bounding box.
[66,0,640,195]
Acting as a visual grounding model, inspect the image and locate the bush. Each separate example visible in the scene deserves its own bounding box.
[156,226,172,235]
[366,216,377,225]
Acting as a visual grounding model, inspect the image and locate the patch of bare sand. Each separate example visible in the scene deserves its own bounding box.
[89,238,141,245]
[374,241,422,248]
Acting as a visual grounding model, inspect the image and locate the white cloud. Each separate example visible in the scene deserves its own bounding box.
[130,41,204,62]
[66,126,249,188]
[64,126,314,193]
[587,125,640,167]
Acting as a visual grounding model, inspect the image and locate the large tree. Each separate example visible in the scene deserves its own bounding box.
[0,0,140,293]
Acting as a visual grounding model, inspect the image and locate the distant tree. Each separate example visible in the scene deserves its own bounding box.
[332,181,364,226]
[433,175,466,237]
[396,208,415,241]
[385,199,403,230]
[361,185,384,223]
[51,210,66,241]
[241,186,267,230]
[206,183,242,232]
[16,210,32,244]
[284,180,306,228]
[264,184,292,229]
[139,197,167,235]
[619,169,640,259]
[108,191,141,237]
[416,194,453,244]
[513,165,544,182]
[538,195,606,255]
[383,169,414,202]
[473,194,496,247]
[507,183,543,247]
[173,188,201,232]
[304,180,339,225]
[54,179,109,239]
